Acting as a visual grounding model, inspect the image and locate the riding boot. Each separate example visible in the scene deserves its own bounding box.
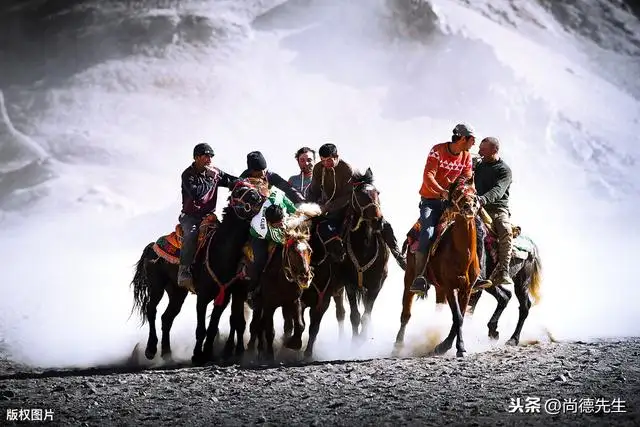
[409,251,432,295]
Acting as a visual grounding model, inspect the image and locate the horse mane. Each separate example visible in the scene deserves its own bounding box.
[283,218,311,242]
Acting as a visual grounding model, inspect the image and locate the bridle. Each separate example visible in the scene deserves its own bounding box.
[350,182,381,231]
[313,222,343,266]
[229,182,265,218]
[449,181,479,219]
[282,237,314,290]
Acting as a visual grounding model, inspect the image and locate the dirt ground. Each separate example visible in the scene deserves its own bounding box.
[1,337,639,426]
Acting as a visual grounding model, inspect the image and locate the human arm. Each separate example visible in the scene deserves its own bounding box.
[214,169,240,189]
[269,171,305,204]
[422,149,448,198]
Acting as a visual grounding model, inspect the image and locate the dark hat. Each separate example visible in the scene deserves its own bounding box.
[319,143,338,158]
[452,123,475,138]
[193,143,214,157]
[247,151,267,171]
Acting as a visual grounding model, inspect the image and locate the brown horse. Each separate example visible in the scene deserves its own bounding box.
[415,175,481,357]
[247,215,314,360]
[130,179,265,363]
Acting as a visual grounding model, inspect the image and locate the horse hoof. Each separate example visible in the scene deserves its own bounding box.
[488,330,499,340]
[161,351,173,363]
[284,337,303,350]
[456,350,466,358]
[144,347,157,360]
[506,338,519,346]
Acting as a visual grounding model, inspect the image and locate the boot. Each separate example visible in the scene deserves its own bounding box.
[177,265,196,294]
[490,267,514,287]
[409,251,432,295]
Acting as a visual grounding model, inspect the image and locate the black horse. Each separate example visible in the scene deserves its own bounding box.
[335,168,405,341]
[467,228,543,345]
[130,179,266,364]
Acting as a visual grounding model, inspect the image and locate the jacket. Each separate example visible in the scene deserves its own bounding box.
[181,163,238,217]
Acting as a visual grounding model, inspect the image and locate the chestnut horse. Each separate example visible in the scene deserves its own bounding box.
[247,215,315,360]
[407,175,481,357]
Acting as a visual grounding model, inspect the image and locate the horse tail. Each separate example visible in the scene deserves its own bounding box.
[529,244,543,306]
[130,242,155,326]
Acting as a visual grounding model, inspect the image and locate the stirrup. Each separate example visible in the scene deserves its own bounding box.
[409,275,429,294]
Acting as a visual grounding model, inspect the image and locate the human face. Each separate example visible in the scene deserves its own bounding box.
[194,154,213,169]
[297,152,315,174]
[461,135,476,152]
[320,155,338,169]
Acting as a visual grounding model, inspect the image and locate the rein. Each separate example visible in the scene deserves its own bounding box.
[282,237,313,290]
[344,211,381,289]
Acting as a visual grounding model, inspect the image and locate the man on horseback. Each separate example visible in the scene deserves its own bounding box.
[409,124,477,295]
[240,151,305,205]
[288,146,316,198]
[178,143,239,293]
[475,137,515,287]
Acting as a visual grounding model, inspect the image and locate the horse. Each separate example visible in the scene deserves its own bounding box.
[418,174,482,357]
[294,214,348,359]
[129,179,265,363]
[466,226,543,345]
[190,179,267,364]
[246,214,315,360]
[337,167,395,341]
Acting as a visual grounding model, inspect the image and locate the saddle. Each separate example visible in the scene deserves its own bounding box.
[152,213,219,264]
[405,211,529,260]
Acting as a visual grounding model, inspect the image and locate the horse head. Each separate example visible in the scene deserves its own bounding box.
[350,167,382,232]
[448,174,480,220]
[281,222,314,290]
[228,179,268,220]
[312,217,346,264]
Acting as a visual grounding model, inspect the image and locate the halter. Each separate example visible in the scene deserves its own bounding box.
[313,222,343,266]
[282,237,314,289]
[229,182,265,217]
[350,182,381,231]
[450,180,479,218]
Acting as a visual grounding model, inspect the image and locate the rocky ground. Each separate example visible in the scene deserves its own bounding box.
[1,338,639,426]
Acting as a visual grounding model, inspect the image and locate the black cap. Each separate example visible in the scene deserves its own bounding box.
[193,143,214,157]
[247,151,267,171]
[452,123,475,138]
[319,143,337,158]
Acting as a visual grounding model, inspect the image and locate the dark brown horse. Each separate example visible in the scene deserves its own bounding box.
[336,168,397,341]
[421,175,481,356]
[466,228,543,345]
[247,215,315,360]
[130,179,266,364]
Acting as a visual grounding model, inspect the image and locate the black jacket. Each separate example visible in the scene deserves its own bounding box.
[239,169,305,205]
[181,163,238,217]
[474,158,512,211]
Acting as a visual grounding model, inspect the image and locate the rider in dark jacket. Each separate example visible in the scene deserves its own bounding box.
[178,143,238,293]
[239,151,305,205]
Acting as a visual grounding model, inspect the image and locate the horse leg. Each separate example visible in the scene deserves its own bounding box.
[284,299,304,350]
[191,296,209,365]
[143,278,165,360]
[248,300,263,354]
[395,256,416,349]
[261,306,277,361]
[304,295,332,360]
[282,307,294,341]
[507,279,531,346]
[333,287,346,340]
[433,288,462,356]
[229,289,248,359]
[160,285,188,361]
[361,278,384,340]
[345,286,362,341]
[483,285,512,340]
[204,294,230,362]
[467,289,483,316]
[454,288,471,357]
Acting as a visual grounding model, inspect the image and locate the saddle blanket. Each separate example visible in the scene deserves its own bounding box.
[152,214,219,264]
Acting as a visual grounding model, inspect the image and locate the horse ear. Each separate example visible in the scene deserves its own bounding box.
[365,167,373,178]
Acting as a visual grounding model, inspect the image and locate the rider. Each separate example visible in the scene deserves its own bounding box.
[243,187,298,294]
[178,143,238,293]
[475,136,515,287]
[240,151,305,205]
[409,124,476,295]
[288,146,316,199]
[306,143,354,233]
